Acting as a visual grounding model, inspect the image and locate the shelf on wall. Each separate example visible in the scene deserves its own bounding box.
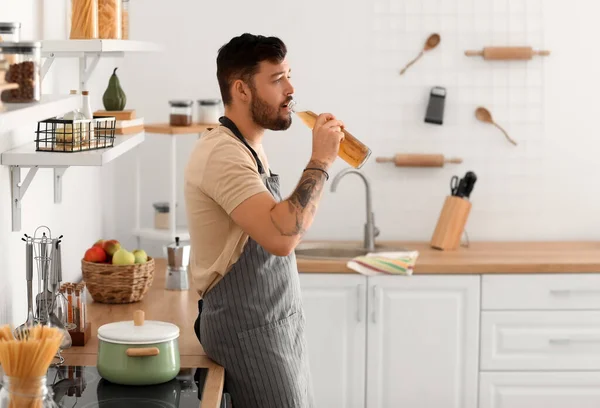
[2,132,145,232]
[42,40,163,56]
[1,132,145,167]
[144,123,218,135]
[41,40,163,90]
[133,227,189,242]
[0,94,80,134]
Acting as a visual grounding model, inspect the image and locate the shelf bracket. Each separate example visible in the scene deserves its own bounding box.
[41,53,55,82]
[79,53,102,91]
[53,167,67,203]
[10,165,69,231]
[10,166,39,232]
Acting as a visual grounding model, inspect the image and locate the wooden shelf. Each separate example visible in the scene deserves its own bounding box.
[0,94,80,134]
[144,123,218,135]
[1,132,145,167]
[133,227,189,242]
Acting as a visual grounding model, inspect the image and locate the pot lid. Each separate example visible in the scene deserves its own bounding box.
[97,310,180,345]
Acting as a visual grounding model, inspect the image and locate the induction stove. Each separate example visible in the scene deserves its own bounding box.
[0,365,230,407]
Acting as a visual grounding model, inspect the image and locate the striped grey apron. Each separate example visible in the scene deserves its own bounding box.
[195,116,314,408]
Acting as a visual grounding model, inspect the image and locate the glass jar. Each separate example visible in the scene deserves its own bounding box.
[197,99,222,124]
[0,22,21,42]
[69,0,99,39]
[288,100,372,169]
[0,42,41,103]
[0,375,58,408]
[169,100,193,126]
[121,0,129,39]
[98,0,122,39]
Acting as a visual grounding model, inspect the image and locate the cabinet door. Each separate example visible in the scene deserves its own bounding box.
[300,274,368,408]
[480,372,600,408]
[366,275,480,408]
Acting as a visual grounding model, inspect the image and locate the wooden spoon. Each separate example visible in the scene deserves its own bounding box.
[475,107,517,146]
[399,33,441,75]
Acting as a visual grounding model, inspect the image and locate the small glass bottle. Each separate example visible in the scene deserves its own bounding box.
[0,375,58,407]
[0,41,42,103]
[288,100,372,169]
[169,100,193,126]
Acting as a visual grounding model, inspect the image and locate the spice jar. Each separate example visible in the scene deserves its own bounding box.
[121,0,129,39]
[98,0,122,39]
[197,99,222,124]
[169,100,193,126]
[0,42,41,103]
[69,0,99,39]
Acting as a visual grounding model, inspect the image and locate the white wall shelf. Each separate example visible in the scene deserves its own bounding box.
[41,39,163,91]
[0,95,80,134]
[2,132,145,231]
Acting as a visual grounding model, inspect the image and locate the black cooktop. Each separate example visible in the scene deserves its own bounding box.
[1,365,230,407]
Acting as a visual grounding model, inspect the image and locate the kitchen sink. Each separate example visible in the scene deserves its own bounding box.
[294,242,409,260]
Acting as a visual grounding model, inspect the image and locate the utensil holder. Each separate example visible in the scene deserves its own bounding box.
[430,196,471,250]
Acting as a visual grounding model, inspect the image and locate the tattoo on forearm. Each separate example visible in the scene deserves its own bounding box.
[271,160,327,237]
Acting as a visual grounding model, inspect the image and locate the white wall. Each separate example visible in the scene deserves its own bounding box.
[111,0,599,258]
[0,0,123,325]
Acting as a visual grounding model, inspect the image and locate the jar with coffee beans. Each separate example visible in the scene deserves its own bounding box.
[0,41,41,103]
[169,100,193,127]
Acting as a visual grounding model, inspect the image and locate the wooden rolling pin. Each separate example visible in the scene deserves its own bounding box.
[465,46,550,60]
[376,154,462,167]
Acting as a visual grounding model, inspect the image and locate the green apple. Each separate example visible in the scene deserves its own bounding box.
[132,249,148,264]
[112,248,135,265]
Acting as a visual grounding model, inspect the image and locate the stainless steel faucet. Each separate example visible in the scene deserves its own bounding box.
[330,168,380,252]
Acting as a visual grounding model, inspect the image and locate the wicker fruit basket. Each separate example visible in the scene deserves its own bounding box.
[81,257,155,304]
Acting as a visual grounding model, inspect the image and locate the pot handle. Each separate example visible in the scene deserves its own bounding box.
[126,347,160,357]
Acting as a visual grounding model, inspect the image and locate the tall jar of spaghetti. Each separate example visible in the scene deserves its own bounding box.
[98,0,122,39]
[69,0,99,39]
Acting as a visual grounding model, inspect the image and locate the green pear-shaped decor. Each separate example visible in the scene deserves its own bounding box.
[102,67,127,111]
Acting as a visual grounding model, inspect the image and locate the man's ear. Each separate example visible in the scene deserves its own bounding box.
[232,79,251,104]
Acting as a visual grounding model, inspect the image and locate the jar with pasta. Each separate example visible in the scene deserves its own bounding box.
[69,0,99,39]
[121,0,129,39]
[98,0,122,39]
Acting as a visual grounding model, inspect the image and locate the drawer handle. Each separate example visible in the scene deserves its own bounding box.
[549,338,600,345]
[549,289,600,296]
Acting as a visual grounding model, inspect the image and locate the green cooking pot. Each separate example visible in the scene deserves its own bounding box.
[97,310,180,386]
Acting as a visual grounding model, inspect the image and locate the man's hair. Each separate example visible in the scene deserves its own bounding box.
[216,33,287,106]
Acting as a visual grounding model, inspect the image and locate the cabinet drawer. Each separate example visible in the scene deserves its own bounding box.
[481,311,600,370]
[479,372,600,408]
[482,274,600,310]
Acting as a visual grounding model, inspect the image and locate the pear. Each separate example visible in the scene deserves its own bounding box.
[102,67,127,111]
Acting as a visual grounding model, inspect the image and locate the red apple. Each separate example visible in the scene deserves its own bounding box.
[102,240,121,257]
[84,246,107,263]
[93,239,105,248]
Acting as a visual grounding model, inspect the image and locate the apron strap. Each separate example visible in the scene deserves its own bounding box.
[219,116,266,175]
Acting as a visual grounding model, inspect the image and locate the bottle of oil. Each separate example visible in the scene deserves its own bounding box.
[288,100,371,169]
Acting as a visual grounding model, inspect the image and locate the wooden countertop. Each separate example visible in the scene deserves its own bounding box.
[296,241,600,274]
[63,258,223,408]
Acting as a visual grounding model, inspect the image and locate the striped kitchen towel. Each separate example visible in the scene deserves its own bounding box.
[347,251,419,276]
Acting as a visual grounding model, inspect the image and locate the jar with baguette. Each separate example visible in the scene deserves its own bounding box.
[121,0,129,39]
[98,0,122,39]
[69,0,99,39]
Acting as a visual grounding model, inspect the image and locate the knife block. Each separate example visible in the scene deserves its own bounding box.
[430,196,471,250]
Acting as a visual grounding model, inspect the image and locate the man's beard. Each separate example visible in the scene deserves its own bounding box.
[250,92,292,131]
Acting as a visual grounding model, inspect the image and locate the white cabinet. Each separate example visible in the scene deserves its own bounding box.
[366,275,481,408]
[479,372,600,408]
[299,274,367,408]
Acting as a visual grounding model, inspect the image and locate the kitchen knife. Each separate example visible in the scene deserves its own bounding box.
[462,171,477,199]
